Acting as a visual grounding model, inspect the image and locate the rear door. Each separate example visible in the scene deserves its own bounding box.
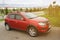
[8,14,16,28]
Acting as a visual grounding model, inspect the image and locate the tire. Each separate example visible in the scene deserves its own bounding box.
[27,26,38,37]
[5,24,11,31]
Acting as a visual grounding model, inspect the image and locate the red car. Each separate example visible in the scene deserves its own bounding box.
[5,11,51,37]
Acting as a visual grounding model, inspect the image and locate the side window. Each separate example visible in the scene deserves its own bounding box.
[15,14,23,20]
[9,14,15,19]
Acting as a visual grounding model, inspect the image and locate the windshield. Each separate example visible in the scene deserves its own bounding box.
[24,13,38,19]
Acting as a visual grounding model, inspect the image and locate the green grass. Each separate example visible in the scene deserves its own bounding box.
[0,19,4,22]
[0,14,4,16]
[0,13,4,22]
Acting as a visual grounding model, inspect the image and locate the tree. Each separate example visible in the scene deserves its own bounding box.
[5,8,8,15]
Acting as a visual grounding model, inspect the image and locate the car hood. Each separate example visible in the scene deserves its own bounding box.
[30,17,48,22]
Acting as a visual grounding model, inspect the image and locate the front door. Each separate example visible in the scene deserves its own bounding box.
[15,14,28,30]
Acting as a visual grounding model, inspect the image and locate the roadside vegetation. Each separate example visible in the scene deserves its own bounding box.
[0,14,4,22]
[43,5,60,27]
[0,19,4,22]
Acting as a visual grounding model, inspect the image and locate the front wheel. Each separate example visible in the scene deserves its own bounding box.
[27,27,38,37]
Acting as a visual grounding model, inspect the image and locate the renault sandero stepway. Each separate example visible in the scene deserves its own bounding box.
[5,12,51,37]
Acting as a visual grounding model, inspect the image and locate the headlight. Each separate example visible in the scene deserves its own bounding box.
[38,22,46,26]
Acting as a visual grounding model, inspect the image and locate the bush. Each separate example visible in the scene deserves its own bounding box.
[43,14,60,27]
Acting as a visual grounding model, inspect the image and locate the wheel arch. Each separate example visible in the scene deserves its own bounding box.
[26,24,38,32]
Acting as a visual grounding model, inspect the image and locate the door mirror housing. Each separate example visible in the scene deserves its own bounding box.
[20,18,25,21]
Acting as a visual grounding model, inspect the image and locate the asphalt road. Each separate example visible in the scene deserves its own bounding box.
[0,21,60,40]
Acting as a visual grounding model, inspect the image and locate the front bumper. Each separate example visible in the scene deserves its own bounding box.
[38,25,51,33]
[46,25,51,33]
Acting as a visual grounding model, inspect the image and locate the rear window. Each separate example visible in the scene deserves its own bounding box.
[9,14,15,19]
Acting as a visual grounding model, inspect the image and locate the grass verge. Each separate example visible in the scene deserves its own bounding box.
[0,19,4,22]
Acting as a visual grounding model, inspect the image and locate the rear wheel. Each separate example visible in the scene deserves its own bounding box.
[27,27,38,37]
[5,24,11,31]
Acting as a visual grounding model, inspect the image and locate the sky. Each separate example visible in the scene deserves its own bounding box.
[0,0,60,8]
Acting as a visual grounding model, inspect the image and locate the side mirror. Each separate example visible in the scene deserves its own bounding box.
[20,18,25,21]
